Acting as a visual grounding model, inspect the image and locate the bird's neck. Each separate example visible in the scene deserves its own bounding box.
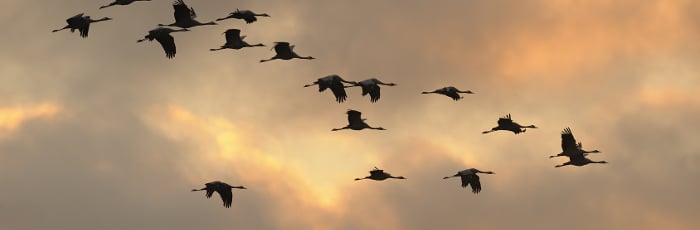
[93,18,110,22]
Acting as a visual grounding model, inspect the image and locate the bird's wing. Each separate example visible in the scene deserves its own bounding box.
[459,175,471,188]
[243,15,257,24]
[273,42,291,54]
[368,84,381,103]
[469,174,482,194]
[329,81,348,103]
[446,91,461,100]
[347,110,362,124]
[79,23,90,38]
[67,13,84,25]
[216,186,233,208]
[156,34,177,59]
[224,29,242,43]
[203,183,216,198]
[369,169,384,177]
[497,116,512,127]
[561,127,577,152]
[173,0,192,22]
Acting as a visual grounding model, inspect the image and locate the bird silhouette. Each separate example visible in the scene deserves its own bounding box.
[482,114,537,134]
[137,27,189,59]
[422,86,474,101]
[217,9,270,24]
[192,181,246,208]
[443,168,494,194]
[304,75,357,103]
[158,0,216,28]
[260,42,315,62]
[210,29,264,51]
[550,127,601,158]
[552,128,606,167]
[52,13,112,38]
[332,110,386,131]
[99,0,151,9]
[345,78,397,103]
[355,167,406,181]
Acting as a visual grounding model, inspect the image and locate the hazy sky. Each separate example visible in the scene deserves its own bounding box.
[1,0,699,229]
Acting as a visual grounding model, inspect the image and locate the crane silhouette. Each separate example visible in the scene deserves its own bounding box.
[158,0,216,28]
[210,29,264,51]
[482,114,537,134]
[345,78,397,103]
[260,42,315,62]
[422,86,474,101]
[355,167,406,181]
[192,181,246,208]
[332,110,386,131]
[217,9,270,24]
[52,13,112,38]
[550,127,601,158]
[551,128,606,167]
[99,0,151,9]
[304,75,357,103]
[137,27,189,59]
[443,168,494,194]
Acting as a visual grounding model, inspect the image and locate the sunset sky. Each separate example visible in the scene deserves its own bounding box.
[1,0,699,229]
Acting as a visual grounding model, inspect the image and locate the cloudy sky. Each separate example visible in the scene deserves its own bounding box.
[1,0,699,229]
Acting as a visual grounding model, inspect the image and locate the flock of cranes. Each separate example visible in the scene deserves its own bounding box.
[52,0,607,208]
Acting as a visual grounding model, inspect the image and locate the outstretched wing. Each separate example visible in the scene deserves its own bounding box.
[459,175,470,188]
[561,127,577,152]
[224,29,242,43]
[173,0,192,22]
[369,169,384,177]
[497,114,512,126]
[347,110,363,125]
[329,81,348,103]
[273,42,291,55]
[203,182,216,198]
[78,23,90,38]
[368,84,381,103]
[156,34,177,59]
[469,174,482,194]
[66,13,84,25]
[446,91,461,100]
[239,11,257,23]
[215,186,233,208]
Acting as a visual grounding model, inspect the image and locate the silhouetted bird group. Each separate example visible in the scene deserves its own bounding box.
[52,0,607,208]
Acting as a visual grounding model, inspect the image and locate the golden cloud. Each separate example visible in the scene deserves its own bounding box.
[0,103,61,137]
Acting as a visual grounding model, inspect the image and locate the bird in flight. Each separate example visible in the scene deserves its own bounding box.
[355,167,406,181]
[99,0,151,9]
[52,13,112,38]
[137,27,189,59]
[158,0,216,28]
[210,29,265,51]
[443,168,494,194]
[552,127,607,167]
[217,9,270,24]
[260,42,315,62]
[345,78,397,103]
[332,110,386,131]
[192,181,246,208]
[422,86,474,101]
[482,114,537,134]
[304,75,357,103]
